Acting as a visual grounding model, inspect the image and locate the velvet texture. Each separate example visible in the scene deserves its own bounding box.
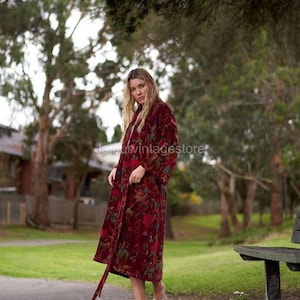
[93,100,178,297]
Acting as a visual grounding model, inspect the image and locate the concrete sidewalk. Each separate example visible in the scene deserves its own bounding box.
[0,276,135,300]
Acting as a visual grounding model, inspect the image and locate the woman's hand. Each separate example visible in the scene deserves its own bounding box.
[129,165,145,185]
[108,167,117,186]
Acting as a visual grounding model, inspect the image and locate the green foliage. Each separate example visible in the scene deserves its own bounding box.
[110,124,122,143]
[105,0,298,36]
[90,171,111,203]
[102,1,300,224]
[105,0,300,70]
[51,111,106,200]
[101,1,300,222]
[52,110,104,163]
[167,30,300,217]
[0,1,41,66]
[167,167,194,215]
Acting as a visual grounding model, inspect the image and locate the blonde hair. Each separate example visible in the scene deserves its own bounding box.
[123,68,160,133]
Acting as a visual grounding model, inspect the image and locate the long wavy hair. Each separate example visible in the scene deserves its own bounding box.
[123,68,160,133]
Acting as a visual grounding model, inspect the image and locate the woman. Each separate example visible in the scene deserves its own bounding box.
[92,68,178,300]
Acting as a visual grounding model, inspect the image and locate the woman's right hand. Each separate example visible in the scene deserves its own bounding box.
[108,167,117,186]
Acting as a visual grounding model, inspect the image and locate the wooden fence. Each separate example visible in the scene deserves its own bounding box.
[0,194,106,229]
[0,196,26,225]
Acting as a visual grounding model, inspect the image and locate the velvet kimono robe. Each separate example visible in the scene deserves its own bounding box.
[92,99,178,298]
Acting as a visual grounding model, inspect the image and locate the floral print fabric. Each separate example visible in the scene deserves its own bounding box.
[93,100,178,283]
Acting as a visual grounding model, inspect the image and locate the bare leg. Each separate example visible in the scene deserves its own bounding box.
[130,277,147,300]
[152,281,167,300]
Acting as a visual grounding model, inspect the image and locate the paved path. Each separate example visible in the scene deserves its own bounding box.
[0,276,134,300]
[0,239,135,300]
[0,239,92,247]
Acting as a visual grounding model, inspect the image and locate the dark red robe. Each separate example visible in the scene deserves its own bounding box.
[92,99,178,299]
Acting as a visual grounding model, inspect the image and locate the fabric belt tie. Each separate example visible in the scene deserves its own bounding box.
[92,262,111,299]
[92,183,129,299]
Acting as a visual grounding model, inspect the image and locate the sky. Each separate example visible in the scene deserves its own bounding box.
[1,86,122,142]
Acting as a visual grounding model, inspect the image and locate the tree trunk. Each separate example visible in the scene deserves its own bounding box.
[227,175,241,231]
[270,153,283,227]
[73,174,86,230]
[270,183,283,226]
[218,174,231,238]
[243,180,257,228]
[31,76,54,229]
[73,157,90,230]
[73,199,80,230]
[165,197,175,240]
[33,116,50,228]
[288,179,300,218]
[73,182,81,230]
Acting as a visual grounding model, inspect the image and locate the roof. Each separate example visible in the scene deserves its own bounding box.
[51,151,110,172]
[0,130,24,157]
[95,142,121,168]
[0,124,116,172]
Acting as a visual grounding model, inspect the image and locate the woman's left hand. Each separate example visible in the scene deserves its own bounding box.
[129,165,145,185]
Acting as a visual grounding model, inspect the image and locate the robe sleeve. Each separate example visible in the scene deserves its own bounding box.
[139,103,178,186]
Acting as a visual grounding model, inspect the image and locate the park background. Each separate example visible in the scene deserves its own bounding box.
[0,1,300,299]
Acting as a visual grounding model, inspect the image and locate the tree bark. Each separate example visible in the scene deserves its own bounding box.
[288,179,300,218]
[73,199,80,230]
[270,153,283,227]
[33,115,50,228]
[33,77,53,229]
[165,198,175,240]
[73,182,81,230]
[73,154,90,230]
[218,174,231,238]
[227,175,241,231]
[271,183,283,226]
[243,180,257,228]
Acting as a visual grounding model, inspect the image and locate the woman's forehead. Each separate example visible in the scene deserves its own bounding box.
[129,78,146,88]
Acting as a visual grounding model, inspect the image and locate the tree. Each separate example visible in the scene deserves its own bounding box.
[104,0,300,71]
[170,31,300,233]
[52,109,107,229]
[101,0,300,234]
[1,0,121,228]
[110,124,122,143]
[0,1,37,49]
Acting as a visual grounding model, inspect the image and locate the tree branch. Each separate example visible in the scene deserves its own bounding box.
[215,163,272,183]
[290,179,300,199]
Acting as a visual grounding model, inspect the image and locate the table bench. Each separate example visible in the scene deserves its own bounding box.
[234,207,300,300]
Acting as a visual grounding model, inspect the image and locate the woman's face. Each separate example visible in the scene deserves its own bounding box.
[129,78,148,105]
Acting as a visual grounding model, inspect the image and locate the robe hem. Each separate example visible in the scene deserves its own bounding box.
[93,257,162,282]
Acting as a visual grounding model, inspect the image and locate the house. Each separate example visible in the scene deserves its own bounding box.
[95,142,121,169]
[0,124,32,195]
[0,124,107,201]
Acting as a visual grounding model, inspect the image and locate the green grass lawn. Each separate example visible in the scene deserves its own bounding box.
[0,214,299,299]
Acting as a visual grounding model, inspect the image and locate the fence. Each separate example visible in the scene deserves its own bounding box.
[0,195,26,225]
[0,194,107,229]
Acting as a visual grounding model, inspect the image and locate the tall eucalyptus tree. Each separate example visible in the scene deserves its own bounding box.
[1,0,121,227]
